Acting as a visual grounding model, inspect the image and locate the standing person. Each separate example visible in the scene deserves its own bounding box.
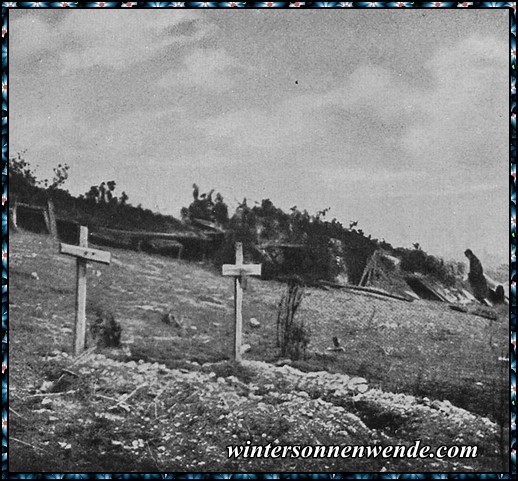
[464,249,489,302]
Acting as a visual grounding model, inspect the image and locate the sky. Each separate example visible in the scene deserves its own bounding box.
[9,8,509,265]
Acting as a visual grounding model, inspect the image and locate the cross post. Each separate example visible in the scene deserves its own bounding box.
[59,226,111,356]
[222,242,262,362]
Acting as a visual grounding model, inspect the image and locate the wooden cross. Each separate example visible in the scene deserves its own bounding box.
[222,242,262,362]
[59,226,111,356]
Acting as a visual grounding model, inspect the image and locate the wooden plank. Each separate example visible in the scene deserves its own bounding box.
[234,243,243,362]
[73,226,88,356]
[222,264,262,277]
[47,198,57,238]
[259,242,305,249]
[10,203,18,229]
[60,243,111,265]
[191,217,226,233]
[42,209,51,234]
[95,226,209,241]
[461,288,477,302]
[16,202,45,211]
[234,274,243,362]
[319,281,413,302]
[222,243,263,362]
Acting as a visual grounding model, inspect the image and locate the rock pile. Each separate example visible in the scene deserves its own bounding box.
[32,350,500,471]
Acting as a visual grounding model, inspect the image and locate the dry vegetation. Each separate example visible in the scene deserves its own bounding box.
[9,231,509,473]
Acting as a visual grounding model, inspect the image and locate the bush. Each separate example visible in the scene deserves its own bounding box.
[399,248,456,286]
[276,280,309,361]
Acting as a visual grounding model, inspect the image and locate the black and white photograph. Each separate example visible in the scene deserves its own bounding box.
[6,4,511,474]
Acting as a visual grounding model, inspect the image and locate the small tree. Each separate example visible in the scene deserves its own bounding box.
[9,153,70,204]
[85,185,100,203]
[276,276,308,361]
[43,163,70,192]
[213,192,229,226]
[119,191,129,205]
[184,184,229,225]
[106,181,116,204]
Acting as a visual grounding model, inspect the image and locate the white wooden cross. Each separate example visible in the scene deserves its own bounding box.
[59,226,111,356]
[222,242,262,362]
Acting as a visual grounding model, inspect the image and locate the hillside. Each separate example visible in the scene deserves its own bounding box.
[9,230,508,473]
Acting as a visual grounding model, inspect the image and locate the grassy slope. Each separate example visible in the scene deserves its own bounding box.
[9,231,509,472]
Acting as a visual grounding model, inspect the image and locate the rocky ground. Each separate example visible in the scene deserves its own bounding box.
[10,349,503,472]
[8,231,509,473]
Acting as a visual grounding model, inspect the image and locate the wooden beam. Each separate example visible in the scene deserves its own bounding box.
[47,198,57,238]
[42,209,51,234]
[222,264,262,277]
[221,242,262,363]
[10,203,18,230]
[60,243,111,265]
[319,281,413,302]
[16,202,45,211]
[95,226,209,241]
[73,226,88,356]
[234,243,244,362]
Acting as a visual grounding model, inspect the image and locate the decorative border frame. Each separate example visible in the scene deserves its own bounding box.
[0,2,515,479]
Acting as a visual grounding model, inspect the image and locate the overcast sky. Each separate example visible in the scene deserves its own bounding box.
[9,8,509,265]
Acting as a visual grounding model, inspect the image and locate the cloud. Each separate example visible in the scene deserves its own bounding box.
[157,47,245,91]
[401,36,507,178]
[198,63,417,161]
[200,33,506,185]
[9,14,55,59]
[11,10,207,71]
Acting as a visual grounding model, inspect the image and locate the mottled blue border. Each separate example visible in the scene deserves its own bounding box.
[1,1,515,479]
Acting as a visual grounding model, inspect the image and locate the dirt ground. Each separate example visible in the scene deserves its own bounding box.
[7,231,510,473]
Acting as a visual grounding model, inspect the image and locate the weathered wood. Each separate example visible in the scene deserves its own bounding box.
[16,202,45,211]
[259,242,305,249]
[191,217,226,233]
[235,272,243,362]
[42,209,51,234]
[319,281,413,302]
[222,264,262,277]
[60,243,111,265]
[234,243,244,362]
[222,242,262,362]
[73,226,89,356]
[47,198,57,238]
[95,225,210,241]
[61,226,112,356]
[10,203,18,229]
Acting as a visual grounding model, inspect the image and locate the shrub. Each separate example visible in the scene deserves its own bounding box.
[276,279,308,361]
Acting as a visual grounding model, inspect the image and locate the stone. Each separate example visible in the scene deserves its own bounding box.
[162,311,183,329]
[274,359,292,366]
[40,380,54,393]
[250,318,261,328]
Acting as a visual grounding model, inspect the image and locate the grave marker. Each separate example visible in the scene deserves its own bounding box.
[222,242,261,362]
[60,226,111,356]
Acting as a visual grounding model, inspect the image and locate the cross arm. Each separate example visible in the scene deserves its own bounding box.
[222,264,262,277]
[60,243,111,265]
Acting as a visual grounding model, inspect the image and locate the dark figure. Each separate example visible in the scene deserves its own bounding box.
[489,284,506,304]
[99,182,107,203]
[464,249,489,302]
